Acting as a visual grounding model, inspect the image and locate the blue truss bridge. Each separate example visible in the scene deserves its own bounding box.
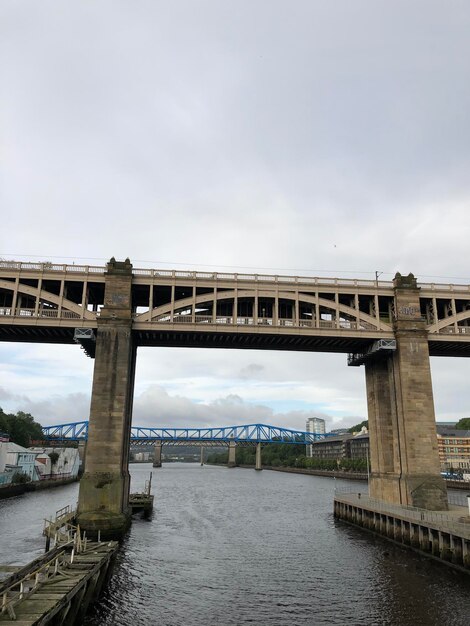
[41,422,331,445]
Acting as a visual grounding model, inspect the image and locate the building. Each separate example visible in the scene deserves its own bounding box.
[305,417,326,458]
[349,432,369,460]
[30,447,80,480]
[310,434,351,462]
[436,426,470,472]
[0,433,11,485]
[5,442,38,481]
[310,431,370,464]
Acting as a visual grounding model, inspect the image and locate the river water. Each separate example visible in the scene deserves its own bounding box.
[1,464,470,625]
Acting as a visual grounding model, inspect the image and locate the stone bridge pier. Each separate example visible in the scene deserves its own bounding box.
[77,258,136,538]
[364,273,447,510]
[153,441,162,468]
[228,441,237,467]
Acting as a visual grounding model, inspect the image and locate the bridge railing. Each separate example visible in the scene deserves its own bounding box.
[0,307,81,319]
[2,260,470,293]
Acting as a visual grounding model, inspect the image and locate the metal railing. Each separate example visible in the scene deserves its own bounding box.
[335,490,470,537]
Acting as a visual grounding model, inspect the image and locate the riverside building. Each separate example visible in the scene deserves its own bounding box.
[305,417,326,457]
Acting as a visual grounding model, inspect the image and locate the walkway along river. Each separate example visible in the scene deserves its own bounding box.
[1,463,470,625]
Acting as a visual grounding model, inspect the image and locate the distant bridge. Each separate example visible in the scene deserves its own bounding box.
[41,421,330,445]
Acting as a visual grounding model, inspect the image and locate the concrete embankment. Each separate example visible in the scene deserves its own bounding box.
[234,464,367,481]
[265,466,367,480]
[334,492,470,573]
[0,476,79,500]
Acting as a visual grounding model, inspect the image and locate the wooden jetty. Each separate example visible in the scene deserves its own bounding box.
[129,472,154,518]
[1,507,118,625]
[0,536,117,625]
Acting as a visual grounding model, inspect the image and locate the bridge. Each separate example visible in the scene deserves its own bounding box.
[42,421,330,470]
[1,259,469,357]
[1,256,466,538]
[42,421,328,444]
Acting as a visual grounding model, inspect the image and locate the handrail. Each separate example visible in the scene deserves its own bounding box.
[1,550,68,619]
[1,260,469,292]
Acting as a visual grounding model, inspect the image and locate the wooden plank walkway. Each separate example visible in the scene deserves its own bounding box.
[0,541,118,625]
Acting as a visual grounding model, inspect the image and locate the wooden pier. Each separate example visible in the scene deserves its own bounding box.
[0,538,117,625]
[129,472,154,518]
[1,506,118,625]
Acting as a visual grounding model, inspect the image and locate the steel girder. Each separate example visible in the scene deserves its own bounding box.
[41,421,329,444]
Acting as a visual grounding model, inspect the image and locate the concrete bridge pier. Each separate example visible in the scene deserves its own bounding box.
[365,273,447,511]
[77,440,87,476]
[77,258,135,539]
[153,441,162,468]
[228,440,236,468]
[255,443,262,470]
[200,446,204,466]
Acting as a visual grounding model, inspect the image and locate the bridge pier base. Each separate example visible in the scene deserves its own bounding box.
[228,441,236,468]
[153,441,162,468]
[365,273,447,511]
[77,259,135,539]
[255,443,262,470]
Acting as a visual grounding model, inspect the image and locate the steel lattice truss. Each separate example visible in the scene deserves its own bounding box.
[41,421,330,444]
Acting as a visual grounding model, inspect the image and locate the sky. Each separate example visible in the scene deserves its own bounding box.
[1,1,470,432]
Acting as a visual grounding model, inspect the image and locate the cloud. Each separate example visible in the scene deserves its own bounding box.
[0,1,469,431]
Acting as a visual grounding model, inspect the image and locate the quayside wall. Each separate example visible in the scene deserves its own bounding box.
[334,492,470,572]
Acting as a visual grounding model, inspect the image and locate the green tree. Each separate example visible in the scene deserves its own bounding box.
[348,420,368,433]
[455,417,470,430]
[0,407,44,447]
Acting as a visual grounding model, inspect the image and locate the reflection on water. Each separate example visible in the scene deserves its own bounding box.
[1,465,470,625]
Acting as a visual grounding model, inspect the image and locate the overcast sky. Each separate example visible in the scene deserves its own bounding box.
[1,1,470,431]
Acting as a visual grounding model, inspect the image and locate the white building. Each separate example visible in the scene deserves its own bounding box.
[5,442,38,481]
[30,447,80,480]
[306,417,326,458]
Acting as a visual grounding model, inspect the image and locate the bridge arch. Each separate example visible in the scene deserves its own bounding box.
[0,279,96,321]
[136,289,392,331]
[427,309,470,333]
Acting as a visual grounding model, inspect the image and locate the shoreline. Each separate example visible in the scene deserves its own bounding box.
[0,475,79,500]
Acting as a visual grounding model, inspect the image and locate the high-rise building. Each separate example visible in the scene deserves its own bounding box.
[306,417,326,457]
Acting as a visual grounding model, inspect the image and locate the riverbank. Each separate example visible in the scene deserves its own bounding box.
[220,463,368,480]
[0,476,79,500]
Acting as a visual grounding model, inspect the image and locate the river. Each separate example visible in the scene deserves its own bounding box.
[1,464,470,625]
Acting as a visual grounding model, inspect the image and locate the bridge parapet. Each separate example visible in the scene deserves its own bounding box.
[1,260,470,355]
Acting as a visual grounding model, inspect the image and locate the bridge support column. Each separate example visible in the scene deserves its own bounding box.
[228,441,236,468]
[77,441,87,476]
[77,258,135,539]
[255,443,262,470]
[366,273,447,511]
[153,441,162,468]
[200,446,204,466]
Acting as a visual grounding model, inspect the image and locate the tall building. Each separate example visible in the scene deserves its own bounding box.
[306,417,326,457]
[436,426,470,472]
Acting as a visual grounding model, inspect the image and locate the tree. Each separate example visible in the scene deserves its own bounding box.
[348,420,368,433]
[0,407,44,447]
[48,451,60,466]
[455,418,470,430]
